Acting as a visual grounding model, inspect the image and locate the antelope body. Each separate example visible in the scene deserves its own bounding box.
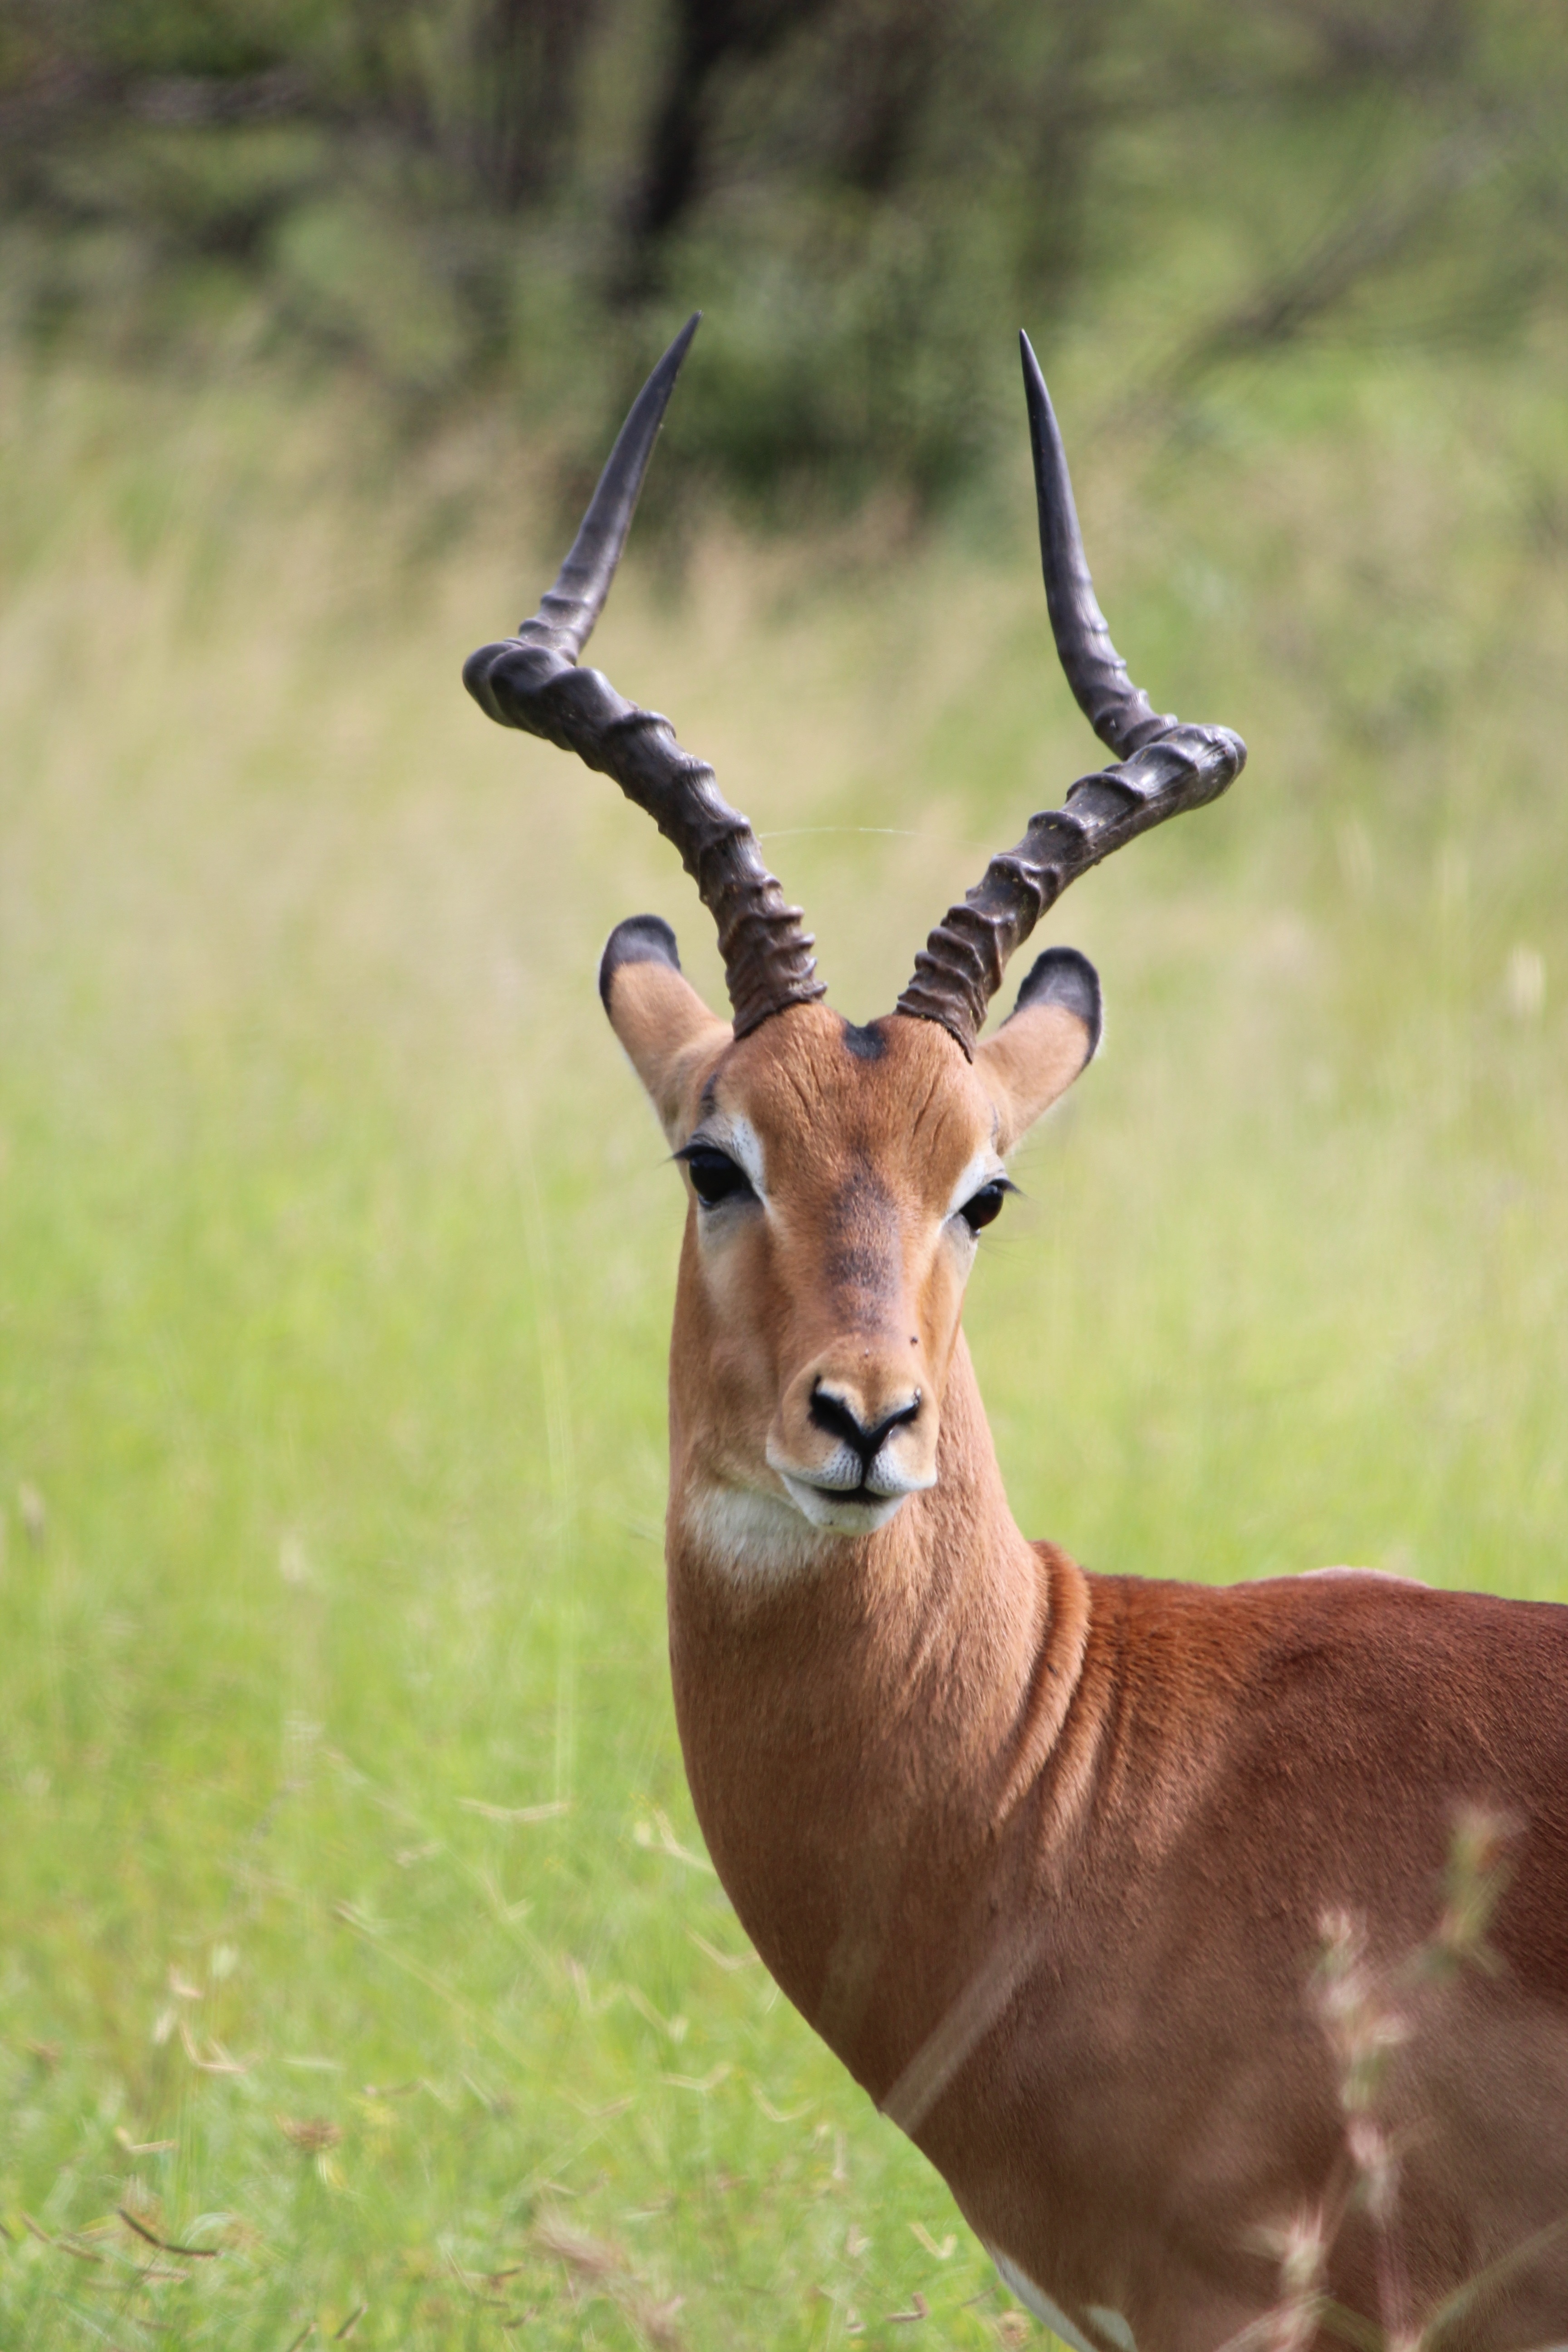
[465,322,1568,2350]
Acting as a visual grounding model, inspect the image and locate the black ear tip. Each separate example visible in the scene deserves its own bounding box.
[1009,945,1103,1056]
[598,913,681,1012]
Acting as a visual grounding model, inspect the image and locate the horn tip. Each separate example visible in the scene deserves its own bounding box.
[666,312,702,370]
[1019,337,1054,431]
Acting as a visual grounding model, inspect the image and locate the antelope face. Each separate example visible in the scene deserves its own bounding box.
[466,317,1241,1547]
[603,918,1102,1539]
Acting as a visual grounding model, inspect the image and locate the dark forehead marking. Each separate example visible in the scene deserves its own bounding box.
[826,1161,895,1230]
[840,1017,887,1063]
[698,1071,720,1118]
[825,1161,899,1302]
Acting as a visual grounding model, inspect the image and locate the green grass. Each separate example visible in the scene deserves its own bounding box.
[1,334,1566,2348]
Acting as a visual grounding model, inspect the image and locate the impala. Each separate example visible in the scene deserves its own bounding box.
[464,320,1568,2352]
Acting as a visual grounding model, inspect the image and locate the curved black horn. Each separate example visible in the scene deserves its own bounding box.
[463,317,825,1039]
[897,334,1246,1056]
[533,313,699,661]
[1022,332,1172,760]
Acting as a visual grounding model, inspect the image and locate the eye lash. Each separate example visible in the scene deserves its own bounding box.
[955,1175,1020,1209]
[957,1175,1019,1235]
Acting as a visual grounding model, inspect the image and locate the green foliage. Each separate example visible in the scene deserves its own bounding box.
[0,0,1565,504]
[88,0,331,78]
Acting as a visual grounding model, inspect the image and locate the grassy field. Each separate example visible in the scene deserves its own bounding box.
[1,333,1566,2349]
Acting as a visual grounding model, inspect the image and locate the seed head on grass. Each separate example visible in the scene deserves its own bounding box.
[532,2211,626,2280]
[531,2211,689,2345]
[629,2289,686,2348]
[1231,2212,1329,2352]
[277,2116,343,2153]
[18,1482,46,1545]
[1314,1910,1410,2122]
[1250,1814,1538,2352]
[1427,1803,1517,1981]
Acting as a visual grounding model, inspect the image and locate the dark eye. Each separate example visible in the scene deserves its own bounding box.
[680,1144,756,1209]
[959,1180,1010,1234]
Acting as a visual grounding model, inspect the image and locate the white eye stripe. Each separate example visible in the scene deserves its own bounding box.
[945,1148,1006,1224]
[725,1116,766,1195]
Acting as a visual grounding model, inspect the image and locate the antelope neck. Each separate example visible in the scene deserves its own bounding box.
[665,1335,1092,2110]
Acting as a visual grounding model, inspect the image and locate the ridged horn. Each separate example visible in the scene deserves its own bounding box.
[897,332,1246,1056]
[462,315,825,1039]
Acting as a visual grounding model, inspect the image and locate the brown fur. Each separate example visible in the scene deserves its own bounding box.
[604,974,1568,2352]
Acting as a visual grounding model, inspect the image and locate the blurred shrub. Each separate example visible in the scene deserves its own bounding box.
[0,0,1563,508]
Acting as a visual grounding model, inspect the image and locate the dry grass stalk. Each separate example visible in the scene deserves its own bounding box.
[1245,1811,1529,2351]
[117,2204,221,2259]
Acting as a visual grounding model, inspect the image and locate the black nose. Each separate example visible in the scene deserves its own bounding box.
[809,1383,921,1474]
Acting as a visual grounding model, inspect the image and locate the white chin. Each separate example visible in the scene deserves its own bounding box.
[778,1475,911,1535]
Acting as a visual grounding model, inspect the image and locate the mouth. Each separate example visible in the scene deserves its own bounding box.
[776,1470,919,1534]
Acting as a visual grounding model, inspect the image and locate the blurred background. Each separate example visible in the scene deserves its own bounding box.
[1,3,1565,2346]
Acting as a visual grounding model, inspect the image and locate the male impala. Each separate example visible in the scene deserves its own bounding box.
[464,321,1568,2351]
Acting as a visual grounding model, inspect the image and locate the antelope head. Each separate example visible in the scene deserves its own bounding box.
[464,319,1245,1559]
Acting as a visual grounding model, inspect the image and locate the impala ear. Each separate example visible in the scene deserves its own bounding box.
[975,946,1102,1152]
[599,916,731,1143]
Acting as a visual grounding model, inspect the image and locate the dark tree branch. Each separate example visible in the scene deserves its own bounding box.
[1153,123,1510,397]
[621,0,835,276]
[468,0,599,211]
